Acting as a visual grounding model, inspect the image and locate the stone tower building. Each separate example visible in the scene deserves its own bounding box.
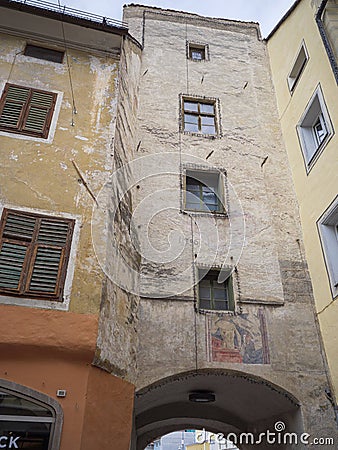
[111,5,336,449]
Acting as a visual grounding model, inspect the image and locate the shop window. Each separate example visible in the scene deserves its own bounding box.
[182,98,217,135]
[184,170,224,213]
[287,41,308,92]
[297,85,333,170]
[0,383,62,450]
[24,44,64,63]
[0,83,57,139]
[0,208,74,301]
[318,196,338,298]
[198,268,234,311]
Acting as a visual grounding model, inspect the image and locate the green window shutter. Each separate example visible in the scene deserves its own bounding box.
[0,209,74,301]
[28,246,64,295]
[0,85,30,129]
[26,218,73,297]
[3,211,36,240]
[0,241,28,291]
[0,84,57,138]
[23,90,56,137]
[37,219,70,246]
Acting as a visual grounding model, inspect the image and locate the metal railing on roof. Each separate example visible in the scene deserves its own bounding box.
[6,0,128,29]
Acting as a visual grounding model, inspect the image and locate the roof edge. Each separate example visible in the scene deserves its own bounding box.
[265,0,302,41]
[123,3,260,29]
[0,0,128,36]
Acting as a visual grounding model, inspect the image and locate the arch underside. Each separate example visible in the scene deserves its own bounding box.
[135,369,301,450]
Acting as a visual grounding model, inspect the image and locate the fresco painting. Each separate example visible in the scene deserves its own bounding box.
[208,309,270,364]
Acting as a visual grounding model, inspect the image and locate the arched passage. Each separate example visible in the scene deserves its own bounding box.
[133,369,302,450]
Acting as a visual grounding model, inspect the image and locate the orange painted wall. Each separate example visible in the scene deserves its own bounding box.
[80,367,135,450]
[0,305,98,450]
[0,305,135,449]
[0,305,98,358]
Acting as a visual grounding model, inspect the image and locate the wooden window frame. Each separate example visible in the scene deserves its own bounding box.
[198,269,234,311]
[0,83,57,139]
[0,209,74,301]
[183,98,217,135]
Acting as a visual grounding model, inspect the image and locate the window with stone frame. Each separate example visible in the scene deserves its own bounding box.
[198,268,234,311]
[183,98,217,135]
[0,83,57,139]
[188,43,207,61]
[184,169,224,213]
[0,208,74,301]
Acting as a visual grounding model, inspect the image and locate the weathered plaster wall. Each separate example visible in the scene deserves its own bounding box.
[0,26,138,449]
[94,36,142,383]
[123,5,337,438]
[0,32,119,314]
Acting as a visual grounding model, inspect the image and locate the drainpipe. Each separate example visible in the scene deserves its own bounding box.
[315,0,338,83]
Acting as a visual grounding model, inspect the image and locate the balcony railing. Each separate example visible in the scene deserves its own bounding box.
[4,0,128,29]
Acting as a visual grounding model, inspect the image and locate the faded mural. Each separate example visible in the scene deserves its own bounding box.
[207,309,270,364]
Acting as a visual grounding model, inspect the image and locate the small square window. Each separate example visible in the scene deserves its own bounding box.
[0,83,57,139]
[0,208,74,301]
[183,98,216,135]
[297,85,333,170]
[287,41,308,92]
[187,43,208,61]
[318,197,338,298]
[24,44,64,63]
[184,170,224,213]
[198,269,234,311]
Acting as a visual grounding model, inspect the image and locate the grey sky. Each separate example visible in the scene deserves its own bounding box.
[51,0,295,37]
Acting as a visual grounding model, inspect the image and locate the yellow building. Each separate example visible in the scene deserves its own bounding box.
[187,444,212,450]
[0,1,140,448]
[267,0,338,407]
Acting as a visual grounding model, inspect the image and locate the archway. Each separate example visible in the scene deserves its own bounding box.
[133,369,302,450]
[144,429,239,449]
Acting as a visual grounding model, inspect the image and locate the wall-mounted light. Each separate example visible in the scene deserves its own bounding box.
[189,391,215,403]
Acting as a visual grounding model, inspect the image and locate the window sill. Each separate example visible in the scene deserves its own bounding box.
[188,58,207,62]
[0,294,70,311]
[183,130,219,139]
[305,132,333,174]
[181,209,227,218]
[198,307,236,315]
[0,129,54,143]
